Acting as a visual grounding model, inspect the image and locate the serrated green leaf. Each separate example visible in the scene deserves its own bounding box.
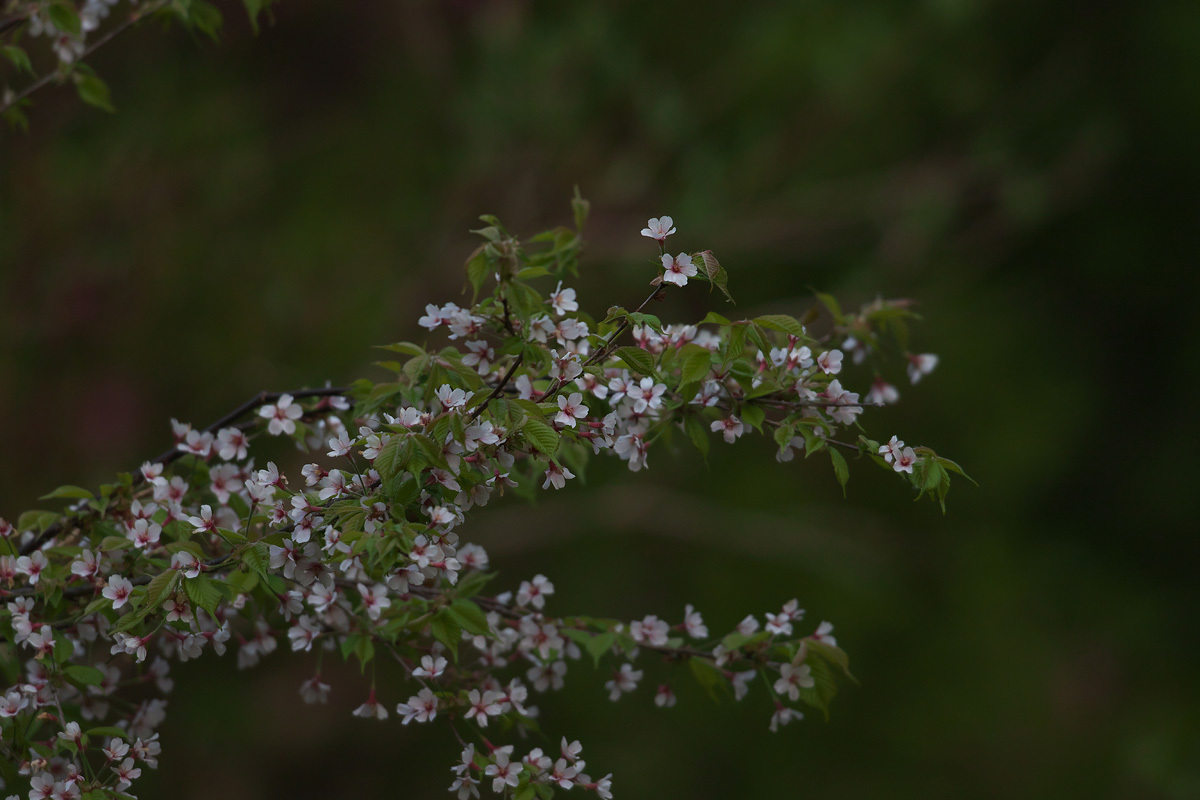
[187,0,223,38]
[466,247,490,299]
[683,414,709,459]
[373,435,410,482]
[585,631,617,667]
[695,250,734,304]
[242,0,263,33]
[739,404,766,432]
[829,447,849,497]
[65,664,104,686]
[688,656,729,702]
[753,314,807,338]
[613,345,656,375]
[447,599,490,636]
[677,343,713,386]
[699,311,732,326]
[813,291,843,323]
[1,45,33,75]
[571,185,589,232]
[84,726,128,740]
[806,638,856,681]
[39,485,94,501]
[184,576,222,617]
[430,611,462,661]
[17,510,59,533]
[144,570,179,610]
[522,416,560,458]
[48,2,82,35]
[410,433,448,470]
[453,569,495,600]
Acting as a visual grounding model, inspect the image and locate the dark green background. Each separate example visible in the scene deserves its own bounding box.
[2,1,1197,797]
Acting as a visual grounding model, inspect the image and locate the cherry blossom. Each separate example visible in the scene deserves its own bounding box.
[259,394,304,435]
[712,415,745,444]
[605,663,643,701]
[397,687,439,724]
[103,575,134,609]
[907,352,939,384]
[660,252,698,287]
[555,392,589,427]
[640,216,677,241]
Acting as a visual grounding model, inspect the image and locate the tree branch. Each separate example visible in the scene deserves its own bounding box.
[18,385,349,556]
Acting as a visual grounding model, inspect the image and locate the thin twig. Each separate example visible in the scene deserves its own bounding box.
[18,385,349,556]
[1,1,168,116]
[467,354,523,423]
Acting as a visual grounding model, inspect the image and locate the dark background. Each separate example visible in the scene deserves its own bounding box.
[2,1,1198,797]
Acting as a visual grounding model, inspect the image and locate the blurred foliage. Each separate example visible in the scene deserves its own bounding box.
[2,0,1198,798]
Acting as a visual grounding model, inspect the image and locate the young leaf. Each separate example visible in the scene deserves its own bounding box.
[48,2,82,36]
[613,345,656,376]
[753,314,807,339]
[522,416,561,458]
[430,611,462,661]
[1,45,32,75]
[39,485,94,501]
[829,447,849,497]
[677,343,713,386]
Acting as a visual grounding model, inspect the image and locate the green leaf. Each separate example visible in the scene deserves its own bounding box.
[17,510,59,533]
[515,785,537,800]
[585,631,617,667]
[739,404,765,432]
[698,311,732,326]
[453,569,495,600]
[677,343,713,386]
[447,599,491,636]
[430,611,462,661]
[522,416,560,458]
[829,447,849,497]
[373,435,411,482]
[39,485,94,501]
[353,635,375,672]
[466,247,490,299]
[144,570,180,610]
[688,656,729,702]
[184,576,223,618]
[813,291,844,323]
[572,185,590,232]
[75,74,115,113]
[65,665,104,687]
[1,45,33,75]
[187,0,223,39]
[794,655,839,719]
[376,341,426,357]
[613,345,656,376]
[48,2,82,35]
[84,726,128,740]
[806,638,856,681]
[695,250,734,304]
[409,433,448,470]
[683,414,709,459]
[753,314,807,338]
[242,0,263,33]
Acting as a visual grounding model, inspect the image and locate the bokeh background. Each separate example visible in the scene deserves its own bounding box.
[2,0,1199,797]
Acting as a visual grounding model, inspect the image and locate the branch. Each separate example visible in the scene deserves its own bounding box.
[541,284,664,405]
[467,353,523,423]
[0,1,167,116]
[19,385,349,556]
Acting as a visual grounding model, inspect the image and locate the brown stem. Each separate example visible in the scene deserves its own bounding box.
[19,385,349,556]
[466,354,524,423]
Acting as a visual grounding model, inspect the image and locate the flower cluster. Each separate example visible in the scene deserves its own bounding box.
[0,202,963,798]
